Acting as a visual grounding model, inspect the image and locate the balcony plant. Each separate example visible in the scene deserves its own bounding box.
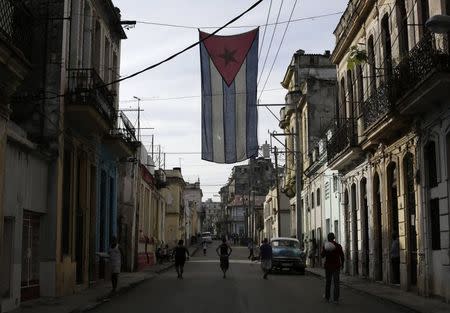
[347,45,368,69]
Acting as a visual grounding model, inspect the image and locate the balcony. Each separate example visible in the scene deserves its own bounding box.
[0,0,32,60]
[361,33,450,148]
[0,0,32,100]
[104,111,140,158]
[327,118,363,171]
[65,68,116,132]
[393,32,450,114]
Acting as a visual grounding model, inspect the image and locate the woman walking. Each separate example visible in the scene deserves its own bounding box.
[216,238,232,278]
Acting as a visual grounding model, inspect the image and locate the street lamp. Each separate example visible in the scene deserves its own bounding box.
[426,15,450,33]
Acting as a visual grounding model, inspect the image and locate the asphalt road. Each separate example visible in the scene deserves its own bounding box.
[93,241,412,313]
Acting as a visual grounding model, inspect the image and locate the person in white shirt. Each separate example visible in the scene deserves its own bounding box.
[108,237,122,292]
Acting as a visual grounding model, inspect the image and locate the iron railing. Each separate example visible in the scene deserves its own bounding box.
[391,32,450,102]
[327,118,357,163]
[0,0,32,59]
[363,32,450,131]
[115,111,138,143]
[66,68,116,126]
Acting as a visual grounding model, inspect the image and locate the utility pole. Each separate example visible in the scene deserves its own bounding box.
[133,96,141,141]
[274,146,282,237]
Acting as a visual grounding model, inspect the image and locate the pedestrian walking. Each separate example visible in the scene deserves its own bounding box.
[173,240,190,279]
[216,238,232,278]
[247,239,254,260]
[108,237,121,293]
[321,232,345,304]
[391,233,400,284]
[202,241,208,256]
[260,238,272,279]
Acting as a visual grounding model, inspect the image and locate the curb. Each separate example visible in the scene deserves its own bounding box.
[306,269,422,313]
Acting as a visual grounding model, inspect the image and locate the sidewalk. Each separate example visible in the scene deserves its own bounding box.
[306,267,450,313]
[12,245,199,313]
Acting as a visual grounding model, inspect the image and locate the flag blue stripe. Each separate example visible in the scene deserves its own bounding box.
[223,80,237,163]
[246,35,259,157]
[200,42,213,161]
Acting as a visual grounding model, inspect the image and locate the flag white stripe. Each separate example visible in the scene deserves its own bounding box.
[209,60,225,163]
[234,59,247,161]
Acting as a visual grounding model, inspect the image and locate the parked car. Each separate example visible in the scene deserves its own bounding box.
[201,231,213,243]
[270,237,306,274]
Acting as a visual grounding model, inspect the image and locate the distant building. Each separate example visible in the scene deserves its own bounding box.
[184,181,203,242]
[202,199,221,234]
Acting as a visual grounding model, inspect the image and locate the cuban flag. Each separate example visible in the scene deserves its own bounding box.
[199,28,259,164]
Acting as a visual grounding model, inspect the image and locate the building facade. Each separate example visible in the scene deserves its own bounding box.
[326,0,450,301]
[263,187,291,240]
[163,168,185,247]
[1,1,136,311]
[184,181,203,244]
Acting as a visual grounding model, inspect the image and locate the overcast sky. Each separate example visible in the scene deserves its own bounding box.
[114,0,348,201]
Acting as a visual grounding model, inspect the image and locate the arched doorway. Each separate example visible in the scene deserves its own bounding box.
[387,162,400,284]
[403,153,417,286]
[351,183,359,275]
[344,188,351,274]
[373,173,383,281]
[360,178,369,277]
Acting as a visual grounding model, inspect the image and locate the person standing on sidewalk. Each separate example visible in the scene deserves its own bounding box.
[321,232,344,303]
[260,238,272,279]
[108,237,122,293]
[173,240,190,279]
[247,239,254,260]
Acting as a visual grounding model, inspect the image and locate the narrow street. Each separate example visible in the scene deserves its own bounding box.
[92,243,412,313]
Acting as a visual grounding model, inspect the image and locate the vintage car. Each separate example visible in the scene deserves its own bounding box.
[270,237,306,274]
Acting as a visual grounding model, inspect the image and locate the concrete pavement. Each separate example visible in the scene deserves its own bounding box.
[307,267,450,313]
[11,244,199,313]
[91,242,419,313]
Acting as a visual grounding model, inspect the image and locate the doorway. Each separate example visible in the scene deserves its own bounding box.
[344,189,351,274]
[403,153,417,286]
[360,178,369,277]
[21,212,40,301]
[387,162,400,284]
[373,173,383,281]
[351,183,359,275]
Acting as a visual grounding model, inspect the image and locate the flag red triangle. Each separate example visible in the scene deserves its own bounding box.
[200,29,258,86]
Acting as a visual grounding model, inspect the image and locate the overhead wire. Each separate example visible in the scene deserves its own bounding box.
[133,11,344,29]
[258,0,273,58]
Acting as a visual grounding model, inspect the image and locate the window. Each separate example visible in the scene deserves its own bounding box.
[339,77,346,120]
[347,70,354,119]
[325,181,330,199]
[419,0,430,35]
[381,14,393,80]
[311,192,314,208]
[334,220,339,241]
[316,188,321,206]
[367,36,376,95]
[425,141,438,187]
[326,218,330,235]
[356,65,364,116]
[430,198,441,250]
[396,0,409,57]
[333,176,338,192]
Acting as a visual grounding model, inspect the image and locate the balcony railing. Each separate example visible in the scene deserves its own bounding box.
[362,32,450,131]
[0,0,32,59]
[391,32,450,103]
[67,68,116,126]
[115,111,137,142]
[327,118,357,163]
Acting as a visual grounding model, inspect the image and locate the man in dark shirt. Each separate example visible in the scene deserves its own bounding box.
[173,240,190,279]
[260,238,272,279]
[321,232,345,303]
[216,238,232,278]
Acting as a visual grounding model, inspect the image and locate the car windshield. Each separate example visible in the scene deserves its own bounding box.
[271,240,300,248]
[202,232,211,237]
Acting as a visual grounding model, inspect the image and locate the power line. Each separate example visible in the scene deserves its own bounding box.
[257,0,284,86]
[36,0,264,102]
[118,87,284,103]
[258,0,297,102]
[134,11,344,30]
[258,0,273,59]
